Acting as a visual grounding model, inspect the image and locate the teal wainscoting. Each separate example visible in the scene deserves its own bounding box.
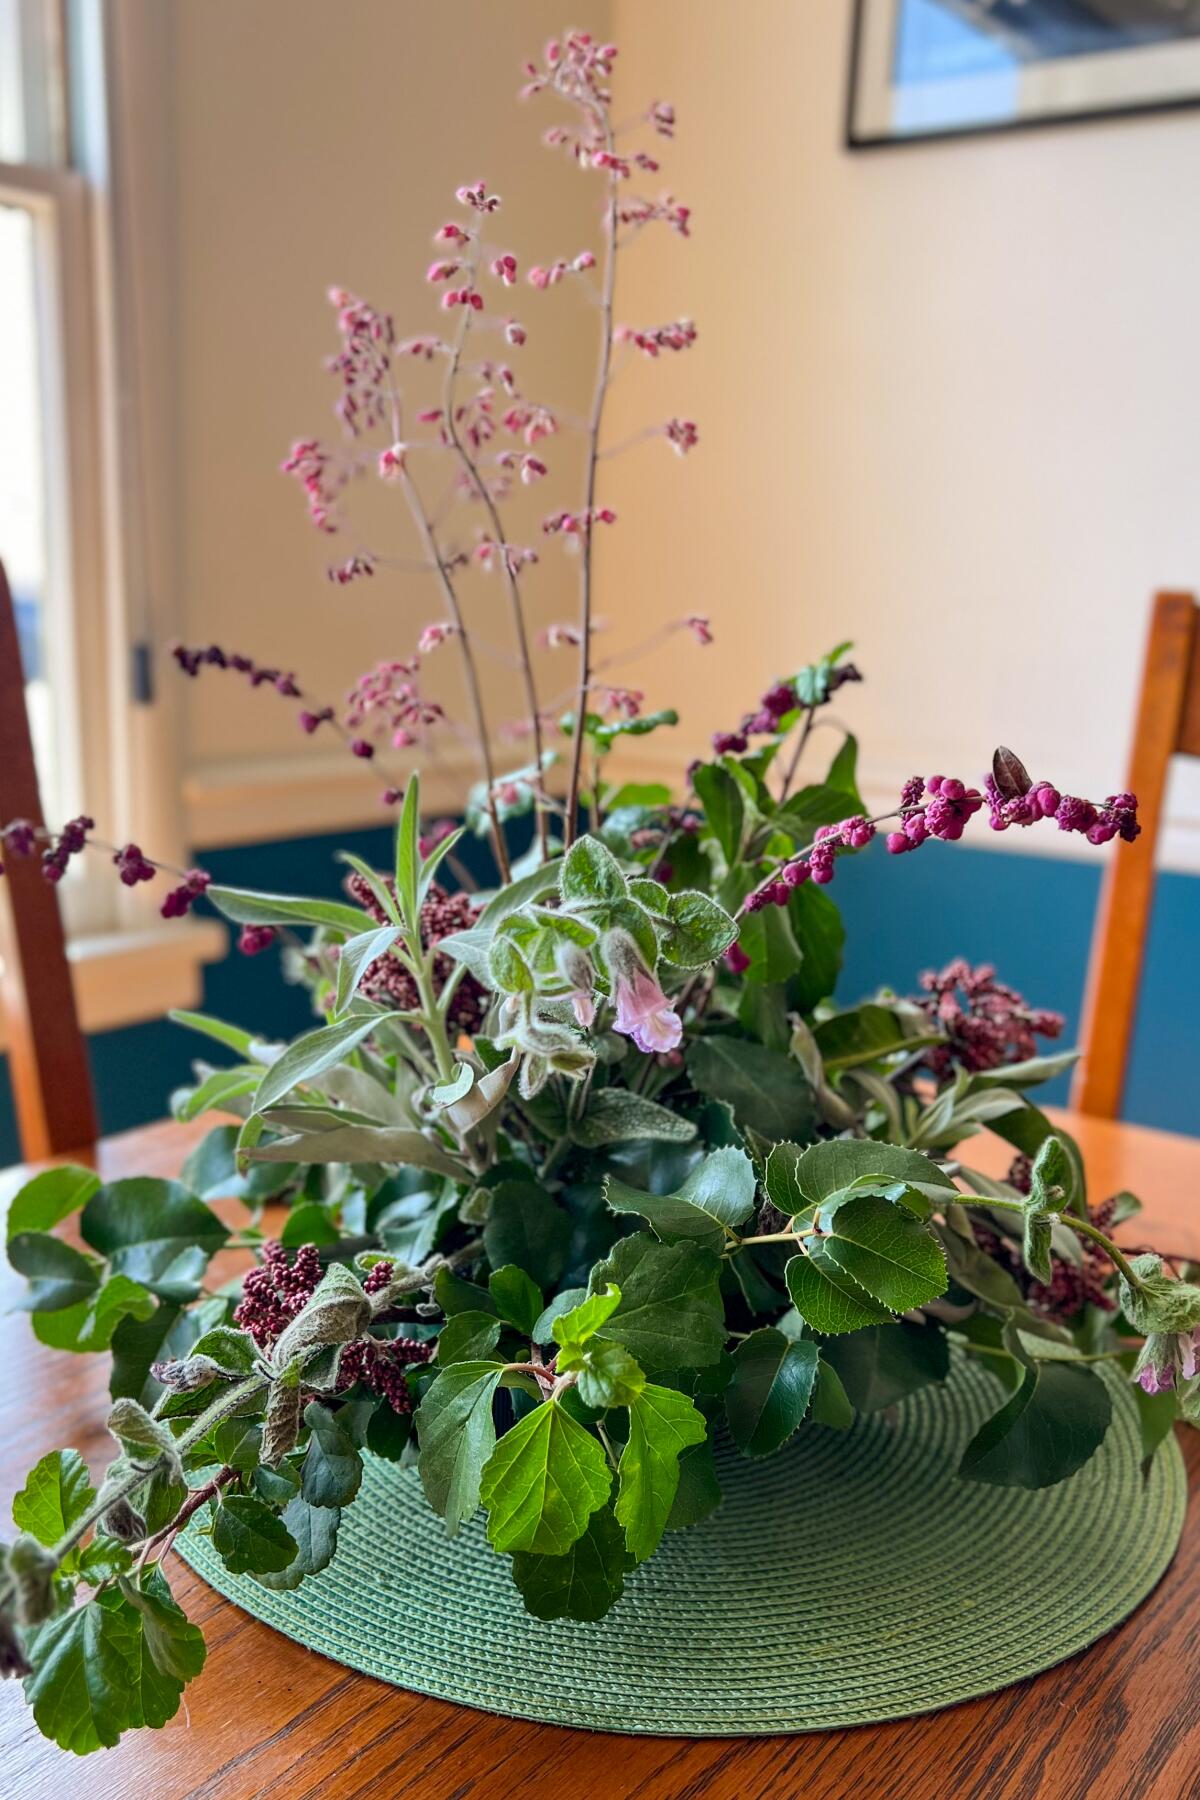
[0,830,1195,1164]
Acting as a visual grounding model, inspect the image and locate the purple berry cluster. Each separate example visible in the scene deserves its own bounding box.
[335,1334,435,1413]
[983,776,1140,846]
[233,1242,323,1347]
[40,815,94,884]
[712,664,862,756]
[238,923,279,956]
[915,958,1064,1078]
[885,777,985,855]
[343,871,488,1034]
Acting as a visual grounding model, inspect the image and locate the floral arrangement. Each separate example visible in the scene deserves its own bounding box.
[0,28,1189,1760]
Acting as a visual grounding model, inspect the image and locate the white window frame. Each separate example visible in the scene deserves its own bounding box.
[0,1,224,1043]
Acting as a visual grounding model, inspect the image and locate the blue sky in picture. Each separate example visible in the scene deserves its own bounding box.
[0,826,1195,1163]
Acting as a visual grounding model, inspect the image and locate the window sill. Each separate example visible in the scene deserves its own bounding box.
[0,918,228,1051]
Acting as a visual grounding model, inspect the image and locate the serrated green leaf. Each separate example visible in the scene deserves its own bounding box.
[686,1037,818,1144]
[784,1244,893,1334]
[510,1503,630,1621]
[560,834,626,906]
[417,1360,504,1529]
[615,1384,707,1561]
[960,1360,1112,1488]
[724,1329,819,1458]
[809,1358,855,1430]
[81,1179,229,1302]
[482,1181,571,1289]
[816,1194,947,1312]
[603,1147,757,1252]
[8,1232,99,1313]
[692,762,744,864]
[211,1495,298,1574]
[666,1437,723,1529]
[559,1340,646,1410]
[480,1400,612,1555]
[786,1139,957,1217]
[13,1450,95,1549]
[657,890,738,969]
[551,1283,621,1350]
[589,1234,725,1371]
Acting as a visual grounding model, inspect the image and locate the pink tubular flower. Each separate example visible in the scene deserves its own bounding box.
[605,929,682,1055]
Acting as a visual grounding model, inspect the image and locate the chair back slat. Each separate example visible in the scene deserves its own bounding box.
[0,558,97,1157]
[1072,590,1198,1118]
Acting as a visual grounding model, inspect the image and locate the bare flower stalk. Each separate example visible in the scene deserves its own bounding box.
[564,111,620,846]
[442,247,551,860]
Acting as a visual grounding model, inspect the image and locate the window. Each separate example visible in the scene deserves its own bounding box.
[0,0,225,1031]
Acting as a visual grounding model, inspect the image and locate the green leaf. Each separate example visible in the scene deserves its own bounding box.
[435,924,495,987]
[693,762,744,864]
[815,1194,947,1313]
[560,834,627,906]
[436,1310,503,1366]
[13,1450,95,1548]
[480,1400,612,1555]
[736,904,803,987]
[419,825,467,905]
[724,1329,819,1459]
[814,1004,939,1072]
[394,774,421,924]
[279,1201,340,1249]
[417,1360,504,1529]
[300,1402,363,1508]
[118,1572,207,1690]
[206,886,369,934]
[960,1360,1112,1488]
[666,1438,723,1529]
[479,856,563,926]
[333,926,403,1017]
[488,933,534,994]
[784,1245,893,1334]
[785,1139,957,1217]
[686,1037,818,1143]
[488,1265,544,1336]
[551,1284,622,1351]
[823,1321,950,1412]
[32,1274,156,1353]
[8,1232,99,1313]
[428,1061,475,1109]
[173,1065,262,1123]
[615,1384,707,1561]
[510,1504,630,1622]
[254,1498,341,1591]
[482,1181,571,1288]
[80,1179,229,1303]
[603,1147,757,1252]
[939,1226,1024,1310]
[169,1009,264,1057]
[6,1165,99,1241]
[809,1358,855,1430]
[564,1341,646,1410]
[589,1234,726,1371]
[211,1495,299,1574]
[434,1266,499,1319]
[249,1122,463,1179]
[657,890,738,969]
[252,1015,387,1116]
[971,1051,1080,1090]
[786,883,845,1014]
[571,1090,698,1147]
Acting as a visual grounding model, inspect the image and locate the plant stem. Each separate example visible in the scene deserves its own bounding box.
[564,122,619,847]
[777,705,817,804]
[443,255,550,861]
[958,1193,1146,1291]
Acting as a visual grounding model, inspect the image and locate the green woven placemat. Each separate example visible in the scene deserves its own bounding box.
[178,1356,1185,1734]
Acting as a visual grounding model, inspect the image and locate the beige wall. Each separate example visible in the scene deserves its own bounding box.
[168,1,1200,866]
[604,0,1200,868]
[171,0,609,840]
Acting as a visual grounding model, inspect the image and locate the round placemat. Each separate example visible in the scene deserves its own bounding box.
[178,1355,1185,1734]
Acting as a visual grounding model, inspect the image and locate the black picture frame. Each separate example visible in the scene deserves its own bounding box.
[846,0,1200,150]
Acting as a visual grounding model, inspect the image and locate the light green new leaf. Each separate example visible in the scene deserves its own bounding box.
[333,926,403,1017]
[616,1384,707,1562]
[206,886,369,935]
[252,1015,389,1115]
[603,1147,757,1252]
[557,1339,646,1410]
[6,1165,100,1242]
[551,1283,622,1352]
[510,1504,630,1622]
[960,1360,1112,1488]
[394,774,421,924]
[784,1244,893,1334]
[13,1449,96,1549]
[417,1360,505,1531]
[559,834,627,906]
[815,1194,947,1313]
[724,1329,819,1459]
[589,1234,726,1371]
[480,1400,612,1556]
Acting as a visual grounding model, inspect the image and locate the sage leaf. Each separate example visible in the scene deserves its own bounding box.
[480,1400,612,1556]
[250,1123,464,1179]
[724,1329,819,1458]
[417,1360,505,1530]
[252,1015,392,1116]
[206,886,369,934]
[333,926,402,1017]
[570,1089,698,1147]
[616,1384,707,1562]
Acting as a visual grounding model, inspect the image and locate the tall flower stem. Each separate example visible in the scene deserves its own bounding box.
[398,459,511,883]
[442,262,550,861]
[564,119,619,846]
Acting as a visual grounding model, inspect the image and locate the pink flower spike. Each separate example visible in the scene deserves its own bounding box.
[490,254,518,286]
[528,265,552,291]
[573,250,597,272]
[436,223,469,245]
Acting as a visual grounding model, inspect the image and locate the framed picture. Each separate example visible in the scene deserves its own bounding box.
[847,0,1200,147]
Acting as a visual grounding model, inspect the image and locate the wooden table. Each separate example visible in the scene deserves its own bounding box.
[2,1112,1200,1799]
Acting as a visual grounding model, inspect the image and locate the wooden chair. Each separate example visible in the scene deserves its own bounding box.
[0,557,97,1158]
[1072,590,1200,1118]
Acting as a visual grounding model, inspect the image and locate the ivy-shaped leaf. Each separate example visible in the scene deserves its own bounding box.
[615,1385,707,1562]
[510,1504,631,1622]
[417,1359,504,1531]
[480,1400,612,1556]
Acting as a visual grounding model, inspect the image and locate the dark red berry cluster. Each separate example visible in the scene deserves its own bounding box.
[233,1242,323,1347]
[343,872,488,1034]
[335,1335,434,1413]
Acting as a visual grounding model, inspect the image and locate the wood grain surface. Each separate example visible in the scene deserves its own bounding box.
[2,1111,1199,1800]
